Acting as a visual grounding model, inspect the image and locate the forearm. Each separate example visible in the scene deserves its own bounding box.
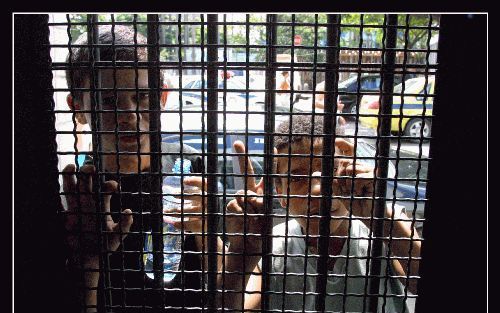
[194,234,225,272]
[83,271,99,313]
[384,217,421,269]
[68,256,100,313]
[216,243,261,310]
[383,209,421,293]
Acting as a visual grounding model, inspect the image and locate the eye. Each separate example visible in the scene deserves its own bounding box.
[290,175,307,184]
[101,96,117,108]
[131,92,149,103]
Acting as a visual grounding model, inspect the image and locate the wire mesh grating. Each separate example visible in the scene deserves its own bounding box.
[46,13,435,313]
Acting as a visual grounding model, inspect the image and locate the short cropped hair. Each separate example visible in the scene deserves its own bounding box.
[273,115,345,185]
[66,25,157,100]
[274,114,345,152]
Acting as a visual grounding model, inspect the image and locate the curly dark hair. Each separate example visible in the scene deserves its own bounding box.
[65,25,161,100]
[274,114,345,152]
[273,114,345,186]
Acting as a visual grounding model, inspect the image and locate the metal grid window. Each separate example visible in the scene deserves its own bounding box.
[42,13,437,313]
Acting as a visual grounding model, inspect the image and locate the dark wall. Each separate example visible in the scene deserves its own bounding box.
[15,14,70,313]
[416,14,487,313]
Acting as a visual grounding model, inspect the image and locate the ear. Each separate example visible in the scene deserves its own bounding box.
[66,94,88,125]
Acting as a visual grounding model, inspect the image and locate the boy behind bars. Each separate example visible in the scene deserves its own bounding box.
[62,25,222,312]
[221,115,421,312]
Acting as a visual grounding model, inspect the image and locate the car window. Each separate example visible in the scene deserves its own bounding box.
[184,81,194,89]
[361,77,381,91]
[338,75,359,89]
[393,75,403,86]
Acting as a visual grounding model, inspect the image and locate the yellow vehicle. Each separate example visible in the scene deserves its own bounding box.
[358,76,435,138]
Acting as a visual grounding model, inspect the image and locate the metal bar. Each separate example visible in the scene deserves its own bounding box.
[177,14,188,308]
[200,13,207,312]
[241,13,251,311]
[379,14,411,313]
[219,13,231,312]
[315,13,341,312]
[65,14,89,311]
[302,14,319,311]
[400,15,434,313]
[86,14,113,311]
[261,13,277,313]
[109,14,128,311]
[368,14,398,313]
[206,13,220,312]
[50,88,437,100]
[131,14,148,312]
[343,12,364,312]
[146,14,165,298]
[389,14,413,313]
[280,14,296,311]
[48,19,442,30]
[51,61,439,72]
[361,15,391,311]
[360,13,385,313]
[48,42,440,53]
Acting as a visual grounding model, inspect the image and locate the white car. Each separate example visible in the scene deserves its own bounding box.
[173,77,266,110]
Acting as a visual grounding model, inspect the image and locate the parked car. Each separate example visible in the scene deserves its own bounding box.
[178,77,266,110]
[358,76,435,138]
[312,73,418,115]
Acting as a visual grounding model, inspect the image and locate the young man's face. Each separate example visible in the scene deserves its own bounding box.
[275,138,350,242]
[75,69,153,173]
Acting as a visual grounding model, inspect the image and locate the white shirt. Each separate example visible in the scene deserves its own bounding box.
[258,206,410,313]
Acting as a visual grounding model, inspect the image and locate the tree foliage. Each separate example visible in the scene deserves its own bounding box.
[66,14,439,63]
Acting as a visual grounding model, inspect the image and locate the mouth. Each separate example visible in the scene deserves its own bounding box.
[307,207,338,217]
[118,133,146,146]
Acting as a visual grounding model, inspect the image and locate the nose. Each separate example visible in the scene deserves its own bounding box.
[309,171,339,213]
[116,93,139,126]
[307,172,322,214]
[310,171,338,195]
[310,171,322,195]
